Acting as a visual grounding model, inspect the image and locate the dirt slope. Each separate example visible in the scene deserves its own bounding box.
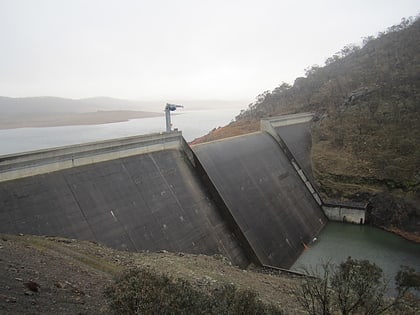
[0,234,306,314]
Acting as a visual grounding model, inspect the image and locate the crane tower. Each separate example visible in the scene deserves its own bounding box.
[165,103,183,132]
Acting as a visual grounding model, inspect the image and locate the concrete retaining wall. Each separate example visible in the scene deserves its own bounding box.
[261,113,313,128]
[322,204,366,224]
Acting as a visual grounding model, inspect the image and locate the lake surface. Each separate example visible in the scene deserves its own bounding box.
[292,222,420,292]
[0,108,240,155]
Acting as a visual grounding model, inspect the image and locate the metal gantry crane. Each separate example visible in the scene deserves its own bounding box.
[165,103,183,132]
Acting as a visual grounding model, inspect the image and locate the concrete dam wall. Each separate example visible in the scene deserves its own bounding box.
[1,124,327,269]
[193,132,326,268]
[0,133,248,267]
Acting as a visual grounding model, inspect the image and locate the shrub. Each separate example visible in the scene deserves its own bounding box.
[104,268,282,315]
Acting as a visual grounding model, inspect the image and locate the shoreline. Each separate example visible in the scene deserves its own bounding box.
[0,110,163,130]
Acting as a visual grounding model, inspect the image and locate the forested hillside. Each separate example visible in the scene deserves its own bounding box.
[193,16,420,241]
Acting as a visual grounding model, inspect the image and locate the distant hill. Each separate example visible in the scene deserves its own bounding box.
[0,96,85,115]
[0,96,246,116]
[0,96,246,129]
[0,96,247,125]
[0,96,166,129]
[193,16,420,241]
[0,96,160,116]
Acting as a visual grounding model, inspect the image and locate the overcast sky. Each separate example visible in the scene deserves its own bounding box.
[0,0,418,102]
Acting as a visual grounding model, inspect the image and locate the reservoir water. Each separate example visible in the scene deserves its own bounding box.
[292,222,420,292]
[0,107,240,155]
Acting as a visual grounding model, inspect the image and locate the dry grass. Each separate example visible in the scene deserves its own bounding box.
[190,120,260,144]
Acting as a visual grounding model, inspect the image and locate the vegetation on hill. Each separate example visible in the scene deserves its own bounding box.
[192,16,420,241]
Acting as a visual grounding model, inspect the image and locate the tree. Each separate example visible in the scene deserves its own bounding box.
[339,44,360,58]
[293,262,334,315]
[273,82,292,95]
[393,266,420,313]
[331,258,387,315]
[293,257,419,315]
[362,36,375,46]
[305,64,321,77]
[395,266,420,296]
[325,54,341,66]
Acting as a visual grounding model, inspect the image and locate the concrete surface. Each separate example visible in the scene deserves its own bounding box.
[0,132,181,183]
[193,132,327,268]
[1,122,331,270]
[273,122,315,184]
[0,145,249,267]
[322,200,367,224]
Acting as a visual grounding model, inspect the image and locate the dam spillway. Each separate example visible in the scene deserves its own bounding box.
[193,132,326,268]
[0,117,327,269]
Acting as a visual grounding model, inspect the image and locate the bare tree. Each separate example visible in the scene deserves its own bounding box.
[293,257,419,315]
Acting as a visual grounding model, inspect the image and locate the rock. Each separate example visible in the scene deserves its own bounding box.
[54,282,65,289]
[24,280,40,292]
[5,296,17,303]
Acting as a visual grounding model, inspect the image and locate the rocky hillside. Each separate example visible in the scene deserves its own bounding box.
[192,16,420,241]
